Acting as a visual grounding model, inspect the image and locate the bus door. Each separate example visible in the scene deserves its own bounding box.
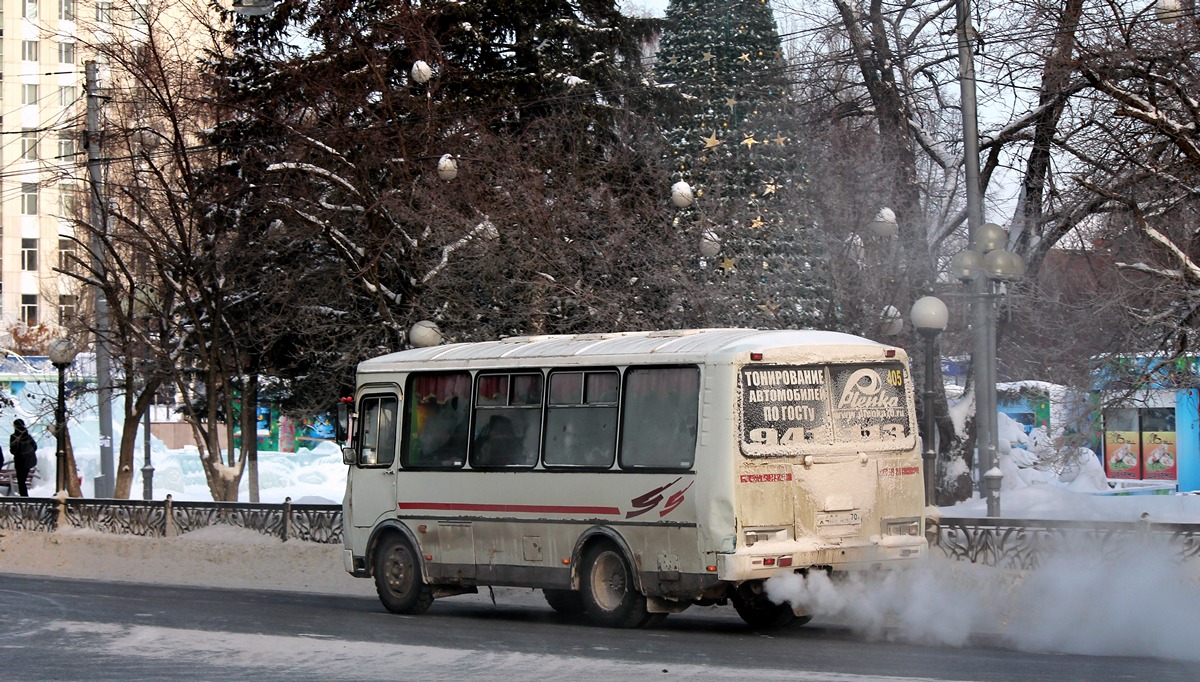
[349,392,400,529]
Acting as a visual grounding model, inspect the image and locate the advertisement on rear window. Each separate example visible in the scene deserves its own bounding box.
[740,363,912,455]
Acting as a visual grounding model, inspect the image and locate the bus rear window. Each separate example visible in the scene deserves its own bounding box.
[619,367,700,470]
[740,363,912,455]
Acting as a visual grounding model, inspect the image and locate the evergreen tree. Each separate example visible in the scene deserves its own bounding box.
[656,0,831,329]
[200,0,687,410]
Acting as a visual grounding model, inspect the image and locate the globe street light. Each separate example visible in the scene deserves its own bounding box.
[879,305,903,337]
[48,339,79,495]
[952,224,1025,517]
[911,296,948,505]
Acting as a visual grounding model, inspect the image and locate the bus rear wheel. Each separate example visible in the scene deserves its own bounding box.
[731,582,799,629]
[374,534,434,615]
[580,542,648,628]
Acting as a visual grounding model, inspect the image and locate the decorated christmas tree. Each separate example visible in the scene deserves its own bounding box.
[656,0,831,329]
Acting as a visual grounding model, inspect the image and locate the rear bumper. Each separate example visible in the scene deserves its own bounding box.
[716,536,927,581]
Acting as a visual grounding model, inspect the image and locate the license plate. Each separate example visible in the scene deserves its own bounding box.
[817,511,861,527]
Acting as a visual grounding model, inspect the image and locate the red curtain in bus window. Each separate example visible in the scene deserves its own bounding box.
[413,373,471,404]
[477,375,507,405]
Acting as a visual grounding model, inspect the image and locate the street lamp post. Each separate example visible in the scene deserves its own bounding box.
[133,285,157,500]
[951,224,1025,516]
[48,339,79,495]
[911,296,949,505]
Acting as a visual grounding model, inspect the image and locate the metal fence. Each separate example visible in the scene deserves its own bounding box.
[3,497,1198,564]
[0,495,342,544]
[931,515,1200,567]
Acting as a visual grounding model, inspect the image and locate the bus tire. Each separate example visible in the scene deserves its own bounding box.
[543,588,586,616]
[580,542,648,628]
[731,582,798,630]
[374,534,434,615]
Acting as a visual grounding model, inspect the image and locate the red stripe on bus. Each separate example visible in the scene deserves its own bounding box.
[398,502,621,515]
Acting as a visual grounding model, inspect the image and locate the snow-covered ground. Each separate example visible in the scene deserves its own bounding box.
[3,522,1199,662]
[6,375,1200,663]
[0,525,374,597]
[4,407,1200,662]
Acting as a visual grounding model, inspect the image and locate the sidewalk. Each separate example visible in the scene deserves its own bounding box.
[0,526,549,609]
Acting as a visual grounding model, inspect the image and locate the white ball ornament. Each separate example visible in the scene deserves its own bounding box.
[867,207,898,238]
[411,60,433,84]
[437,154,458,181]
[699,230,721,258]
[671,181,695,208]
[879,305,903,336]
[409,320,443,348]
[1157,0,1182,23]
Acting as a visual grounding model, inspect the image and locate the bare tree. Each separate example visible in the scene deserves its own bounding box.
[61,0,266,500]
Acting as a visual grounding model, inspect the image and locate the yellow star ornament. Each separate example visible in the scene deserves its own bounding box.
[718,257,736,273]
[741,135,760,149]
[751,215,765,229]
[701,132,722,149]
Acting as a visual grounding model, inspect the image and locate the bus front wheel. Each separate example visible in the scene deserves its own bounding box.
[374,534,434,615]
[580,542,648,628]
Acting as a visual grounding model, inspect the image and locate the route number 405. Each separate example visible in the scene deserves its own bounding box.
[747,427,810,446]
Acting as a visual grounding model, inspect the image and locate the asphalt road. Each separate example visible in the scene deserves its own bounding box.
[0,574,1191,681]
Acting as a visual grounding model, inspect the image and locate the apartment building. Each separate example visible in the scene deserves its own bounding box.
[0,0,217,341]
[0,0,83,335]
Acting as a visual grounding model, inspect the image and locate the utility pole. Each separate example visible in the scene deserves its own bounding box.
[86,61,115,498]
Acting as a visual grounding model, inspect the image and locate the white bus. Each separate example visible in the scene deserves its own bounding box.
[340,328,927,628]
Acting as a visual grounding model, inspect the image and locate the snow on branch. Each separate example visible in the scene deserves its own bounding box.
[1135,220,1200,283]
[1114,261,1183,280]
[1082,68,1200,163]
[421,217,497,284]
[266,162,362,196]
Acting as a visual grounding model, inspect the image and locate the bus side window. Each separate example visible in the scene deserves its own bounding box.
[619,367,700,470]
[544,370,617,468]
[471,372,543,469]
[358,395,398,467]
[403,372,471,468]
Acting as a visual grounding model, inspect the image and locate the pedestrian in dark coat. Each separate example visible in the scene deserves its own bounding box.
[10,419,37,497]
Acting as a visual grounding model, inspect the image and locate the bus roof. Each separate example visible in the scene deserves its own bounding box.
[359,328,897,373]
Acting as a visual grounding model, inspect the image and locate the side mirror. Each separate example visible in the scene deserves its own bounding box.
[342,446,357,466]
[336,401,351,442]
